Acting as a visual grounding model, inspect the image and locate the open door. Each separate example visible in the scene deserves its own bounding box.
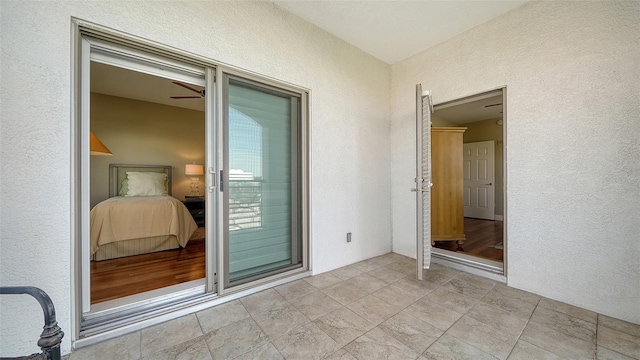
[414,84,433,280]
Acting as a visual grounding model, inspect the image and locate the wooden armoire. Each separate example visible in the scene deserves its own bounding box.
[431,127,467,247]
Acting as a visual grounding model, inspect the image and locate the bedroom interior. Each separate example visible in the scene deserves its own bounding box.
[89,62,207,304]
[431,91,505,265]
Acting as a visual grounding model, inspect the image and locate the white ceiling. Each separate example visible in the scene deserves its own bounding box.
[434,94,502,125]
[274,1,527,64]
[91,62,205,112]
[91,2,525,111]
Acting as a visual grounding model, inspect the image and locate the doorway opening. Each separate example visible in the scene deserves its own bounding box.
[89,62,207,305]
[430,89,506,267]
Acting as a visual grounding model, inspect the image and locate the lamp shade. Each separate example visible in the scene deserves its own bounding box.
[185,164,204,176]
[90,131,113,156]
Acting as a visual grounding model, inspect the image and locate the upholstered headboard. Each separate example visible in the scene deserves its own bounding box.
[109,164,172,197]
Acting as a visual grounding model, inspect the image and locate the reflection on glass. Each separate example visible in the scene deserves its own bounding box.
[228,81,299,282]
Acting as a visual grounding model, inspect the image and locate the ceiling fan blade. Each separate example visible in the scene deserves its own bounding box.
[170,96,201,99]
[172,81,203,95]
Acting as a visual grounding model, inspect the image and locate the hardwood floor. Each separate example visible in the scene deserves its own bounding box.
[90,239,205,304]
[434,218,503,262]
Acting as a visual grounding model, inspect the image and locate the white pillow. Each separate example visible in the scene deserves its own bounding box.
[125,172,168,196]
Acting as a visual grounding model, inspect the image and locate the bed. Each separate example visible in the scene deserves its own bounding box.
[90,164,197,261]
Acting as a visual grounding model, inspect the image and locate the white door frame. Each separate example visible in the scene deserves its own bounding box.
[429,87,507,276]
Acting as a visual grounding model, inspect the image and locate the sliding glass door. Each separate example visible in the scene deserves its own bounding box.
[223,76,303,287]
[76,27,309,336]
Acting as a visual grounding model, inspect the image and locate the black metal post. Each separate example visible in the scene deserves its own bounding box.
[0,287,64,360]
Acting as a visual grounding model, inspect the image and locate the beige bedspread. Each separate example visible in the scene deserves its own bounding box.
[90,195,197,254]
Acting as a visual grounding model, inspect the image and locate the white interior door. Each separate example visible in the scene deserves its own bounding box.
[463,140,495,220]
[414,84,433,279]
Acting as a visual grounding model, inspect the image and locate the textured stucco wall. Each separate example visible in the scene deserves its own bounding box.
[391,1,639,323]
[0,1,390,355]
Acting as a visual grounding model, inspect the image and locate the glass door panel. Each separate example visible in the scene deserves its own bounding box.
[225,78,301,285]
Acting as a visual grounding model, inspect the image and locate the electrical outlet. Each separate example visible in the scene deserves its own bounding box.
[347,232,352,243]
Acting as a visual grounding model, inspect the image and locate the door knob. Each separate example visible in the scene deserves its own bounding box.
[484,183,493,186]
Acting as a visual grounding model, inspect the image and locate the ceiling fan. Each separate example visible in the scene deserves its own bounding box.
[170,82,205,99]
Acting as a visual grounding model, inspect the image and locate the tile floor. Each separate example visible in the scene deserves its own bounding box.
[68,253,640,360]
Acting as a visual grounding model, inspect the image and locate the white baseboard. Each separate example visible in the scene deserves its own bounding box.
[494,215,504,221]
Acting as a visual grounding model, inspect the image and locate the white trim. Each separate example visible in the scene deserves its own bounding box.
[494,215,504,221]
[430,86,508,276]
[502,86,508,278]
[415,84,424,279]
[204,67,217,293]
[80,37,91,314]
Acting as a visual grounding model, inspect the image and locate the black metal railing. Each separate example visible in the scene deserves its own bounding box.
[0,287,64,360]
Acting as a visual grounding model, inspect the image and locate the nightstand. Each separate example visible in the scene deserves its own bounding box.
[183,198,205,227]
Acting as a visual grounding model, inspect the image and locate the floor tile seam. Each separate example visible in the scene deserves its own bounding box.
[281,287,320,303]
[394,284,438,299]
[475,288,540,321]
[511,302,587,360]
[509,339,567,360]
[597,323,640,340]
[266,321,330,360]
[502,297,541,360]
[234,299,290,354]
[194,310,207,337]
[299,316,346,352]
[440,283,493,301]
[227,338,278,360]
[472,287,539,318]
[537,300,598,324]
[369,287,428,312]
[449,273,499,291]
[434,285,481,307]
[463,308,527,341]
[456,313,521,353]
[376,317,442,355]
[152,332,210,360]
[225,321,286,360]
[423,298,482,354]
[439,331,501,360]
[527,310,598,345]
[139,318,205,359]
[597,344,639,360]
[535,304,599,329]
[322,288,369,306]
[330,339,359,360]
[355,326,420,357]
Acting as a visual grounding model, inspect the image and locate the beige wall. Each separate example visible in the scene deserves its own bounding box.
[431,114,455,127]
[459,118,504,216]
[90,93,205,207]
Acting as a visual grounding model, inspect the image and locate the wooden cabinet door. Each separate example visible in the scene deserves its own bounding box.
[431,127,466,243]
